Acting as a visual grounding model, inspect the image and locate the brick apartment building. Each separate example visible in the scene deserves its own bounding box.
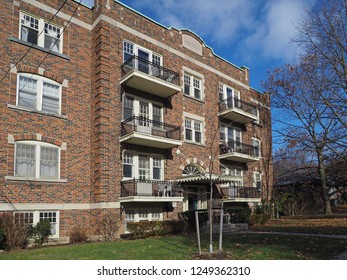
[0,0,272,239]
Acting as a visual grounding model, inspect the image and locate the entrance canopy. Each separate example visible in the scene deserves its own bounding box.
[175,174,236,184]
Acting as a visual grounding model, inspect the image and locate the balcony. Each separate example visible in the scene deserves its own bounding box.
[120,55,180,98]
[120,116,182,149]
[120,179,183,203]
[219,141,260,162]
[224,186,261,202]
[219,97,258,124]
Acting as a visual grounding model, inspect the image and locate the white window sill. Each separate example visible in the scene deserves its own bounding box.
[7,104,67,120]
[5,176,67,183]
[183,94,204,103]
[9,37,70,60]
[184,140,205,147]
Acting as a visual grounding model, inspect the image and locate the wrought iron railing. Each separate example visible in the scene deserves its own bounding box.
[121,116,181,141]
[121,55,180,86]
[228,186,261,199]
[219,96,257,116]
[121,179,182,197]
[219,140,260,157]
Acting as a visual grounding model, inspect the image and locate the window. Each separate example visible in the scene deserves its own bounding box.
[15,141,60,179]
[14,211,59,237]
[153,157,162,180]
[123,41,162,70]
[152,105,162,127]
[122,95,163,125]
[124,208,162,224]
[14,212,34,224]
[138,155,150,181]
[17,73,61,114]
[219,83,240,109]
[253,138,261,157]
[123,152,133,178]
[220,125,242,148]
[221,165,243,177]
[123,96,134,120]
[122,152,163,180]
[20,12,62,53]
[184,74,202,100]
[185,118,203,144]
[138,209,148,220]
[254,172,262,189]
[123,41,134,62]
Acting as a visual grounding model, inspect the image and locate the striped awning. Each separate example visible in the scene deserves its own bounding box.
[175,174,240,184]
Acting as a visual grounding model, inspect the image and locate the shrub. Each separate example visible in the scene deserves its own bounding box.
[251,201,272,225]
[96,213,119,241]
[0,212,31,250]
[127,220,185,239]
[225,207,252,224]
[69,226,89,244]
[31,219,51,246]
[0,227,5,250]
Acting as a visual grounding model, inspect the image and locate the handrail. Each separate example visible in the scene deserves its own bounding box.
[228,186,261,199]
[121,179,182,197]
[121,55,180,86]
[219,140,260,157]
[121,116,181,140]
[219,96,257,116]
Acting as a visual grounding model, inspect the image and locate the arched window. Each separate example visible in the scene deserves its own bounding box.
[182,164,204,176]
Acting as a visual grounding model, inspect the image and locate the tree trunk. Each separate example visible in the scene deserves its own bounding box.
[317,149,332,215]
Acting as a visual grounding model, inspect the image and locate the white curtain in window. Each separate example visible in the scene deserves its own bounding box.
[40,147,58,178]
[42,82,59,113]
[18,76,37,109]
[21,27,29,41]
[15,144,36,177]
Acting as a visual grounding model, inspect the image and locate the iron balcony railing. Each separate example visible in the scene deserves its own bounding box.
[228,186,261,199]
[219,140,260,158]
[121,55,180,86]
[219,96,257,116]
[121,179,182,197]
[121,116,181,141]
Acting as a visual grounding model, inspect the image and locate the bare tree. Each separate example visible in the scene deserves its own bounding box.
[265,56,343,215]
[294,0,347,134]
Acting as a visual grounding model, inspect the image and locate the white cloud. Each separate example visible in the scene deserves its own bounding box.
[128,0,314,64]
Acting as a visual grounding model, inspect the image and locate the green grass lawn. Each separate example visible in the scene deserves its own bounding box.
[1,233,346,260]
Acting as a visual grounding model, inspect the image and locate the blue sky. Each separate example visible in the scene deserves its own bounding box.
[81,0,316,91]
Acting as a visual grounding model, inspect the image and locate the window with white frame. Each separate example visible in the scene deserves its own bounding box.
[252,138,261,157]
[219,83,240,109]
[124,208,163,224]
[253,172,262,189]
[220,124,242,148]
[185,118,203,144]
[15,141,60,179]
[122,152,164,180]
[123,152,133,178]
[122,95,163,124]
[14,211,59,237]
[123,41,162,71]
[184,74,202,100]
[17,73,62,114]
[220,165,243,177]
[20,12,62,53]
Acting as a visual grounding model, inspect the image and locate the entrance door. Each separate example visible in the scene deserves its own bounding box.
[138,102,151,133]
